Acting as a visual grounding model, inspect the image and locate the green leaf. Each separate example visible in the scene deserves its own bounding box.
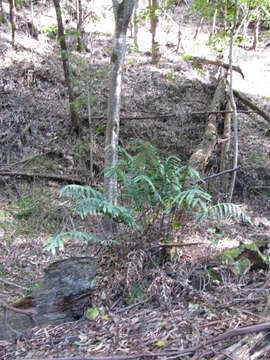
[86,307,99,320]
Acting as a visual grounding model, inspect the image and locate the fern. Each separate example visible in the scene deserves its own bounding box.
[45,143,252,254]
[44,231,117,255]
[198,203,253,224]
[60,185,137,228]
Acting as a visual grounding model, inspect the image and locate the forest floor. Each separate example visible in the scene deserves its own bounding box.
[0,1,270,359]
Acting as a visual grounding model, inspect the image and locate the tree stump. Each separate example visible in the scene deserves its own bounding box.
[0,257,96,340]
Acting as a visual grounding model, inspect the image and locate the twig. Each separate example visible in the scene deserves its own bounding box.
[115,300,147,314]
[0,277,28,291]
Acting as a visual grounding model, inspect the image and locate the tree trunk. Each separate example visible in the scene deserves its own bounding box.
[220,96,232,195]
[0,257,96,340]
[9,0,16,47]
[0,0,6,23]
[189,70,226,174]
[209,8,217,42]
[150,0,160,65]
[133,0,139,50]
[104,0,134,233]
[76,0,83,52]
[228,0,238,201]
[251,18,260,51]
[52,0,80,133]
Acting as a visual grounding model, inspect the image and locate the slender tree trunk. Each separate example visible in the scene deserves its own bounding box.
[133,0,139,49]
[150,0,159,64]
[52,0,80,133]
[228,0,238,201]
[209,8,217,42]
[30,0,34,37]
[76,0,83,52]
[87,84,94,181]
[0,0,6,23]
[220,96,232,195]
[9,0,16,47]
[104,0,134,233]
[194,14,204,40]
[251,17,260,51]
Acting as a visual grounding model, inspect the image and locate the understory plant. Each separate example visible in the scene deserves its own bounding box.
[45,142,251,254]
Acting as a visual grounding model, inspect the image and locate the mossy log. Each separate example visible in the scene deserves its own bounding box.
[0,257,96,340]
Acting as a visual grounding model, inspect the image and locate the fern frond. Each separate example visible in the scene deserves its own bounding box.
[200,203,252,224]
[44,232,115,255]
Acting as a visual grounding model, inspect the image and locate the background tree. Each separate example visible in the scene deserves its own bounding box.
[76,0,83,51]
[52,0,80,133]
[0,0,5,23]
[104,0,135,233]
[9,0,16,47]
[149,0,160,64]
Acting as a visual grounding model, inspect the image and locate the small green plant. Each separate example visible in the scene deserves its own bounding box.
[129,43,138,54]
[207,227,223,245]
[167,73,177,81]
[42,26,57,37]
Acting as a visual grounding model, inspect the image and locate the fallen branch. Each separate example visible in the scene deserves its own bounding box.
[81,110,256,122]
[0,171,91,185]
[0,298,36,318]
[200,167,239,183]
[0,277,28,291]
[185,55,245,79]
[233,89,270,124]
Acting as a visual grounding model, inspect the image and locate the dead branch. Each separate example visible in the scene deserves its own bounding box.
[0,171,91,185]
[0,298,36,318]
[185,55,245,79]
[233,89,270,124]
[201,167,239,182]
[81,110,256,123]
[0,277,28,291]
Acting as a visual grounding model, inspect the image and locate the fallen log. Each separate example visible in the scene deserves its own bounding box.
[189,70,227,173]
[233,89,270,124]
[185,55,245,79]
[0,257,96,340]
[0,170,91,185]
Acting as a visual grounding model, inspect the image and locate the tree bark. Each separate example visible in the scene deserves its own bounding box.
[0,257,96,340]
[52,0,80,133]
[104,0,134,233]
